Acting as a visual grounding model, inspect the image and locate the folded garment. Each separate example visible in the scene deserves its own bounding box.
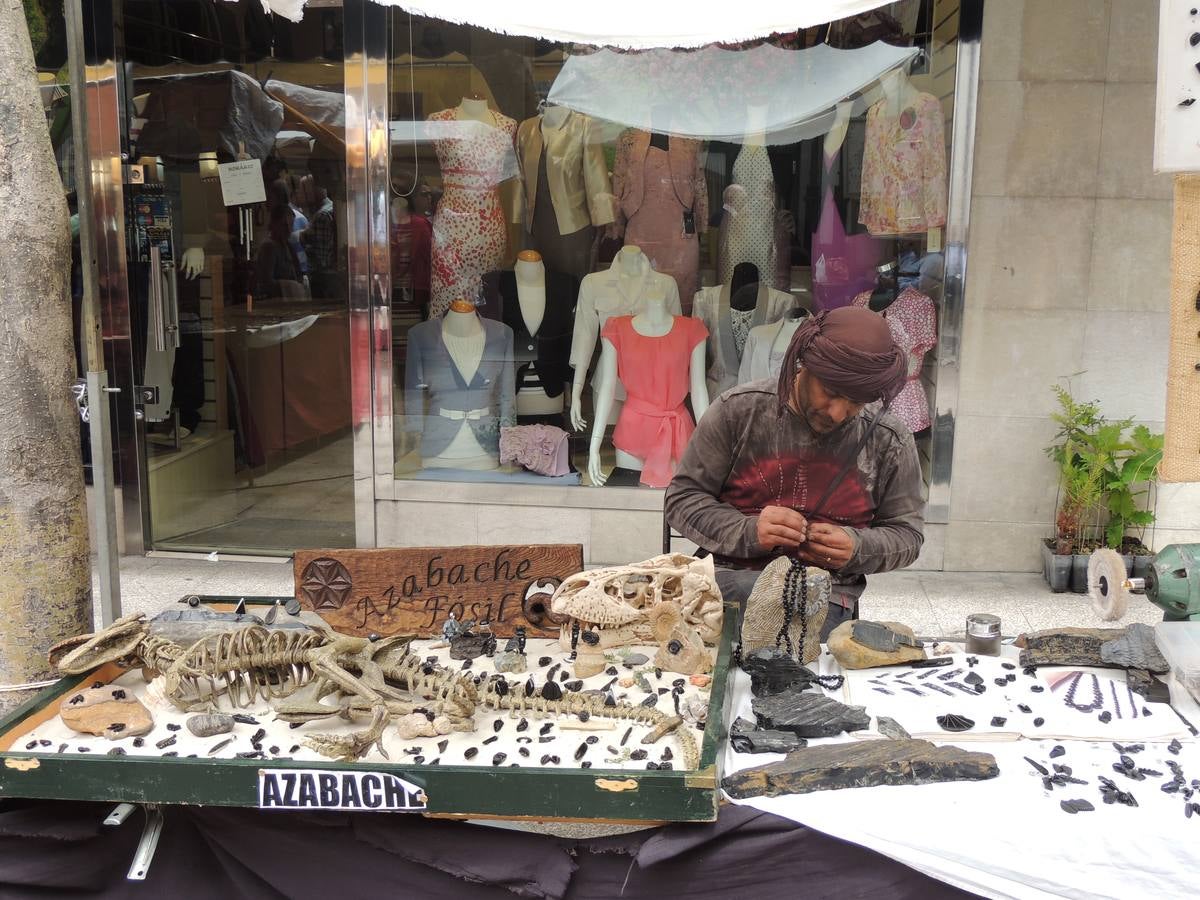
[499,424,571,477]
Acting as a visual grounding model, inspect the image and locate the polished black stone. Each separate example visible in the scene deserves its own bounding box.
[728,717,808,754]
[464,747,478,760]
[1017,704,1032,714]
[752,689,870,738]
[740,647,819,698]
[483,736,498,745]
[1033,717,1044,727]
[937,714,975,733]
[492,752,507,766]
[1099,711,1113,724]
[1030,685,1044,693]
[516,718,528,732]
[575,742,588,761]
[1025,757,1049,776]
[631,749,649,760]
[990,717,1007,727]
[964,672,984,686]
[1049,745,1066,759]
[541,680,563,701]
[1170,738,1183,755]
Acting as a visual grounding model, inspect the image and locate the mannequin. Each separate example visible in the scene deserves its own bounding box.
[424,299,497,470]
[737,303,810,385]
[717,104,777,289]
[514,250,563,418]
[859,68,947,239]
[569,244,681,431]
[427,96,518,318]
[588,287,709,488]
[866,260,900,311]
[692,262,793,397]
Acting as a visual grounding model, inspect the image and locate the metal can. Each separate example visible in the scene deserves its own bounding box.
[965,613,1002,656]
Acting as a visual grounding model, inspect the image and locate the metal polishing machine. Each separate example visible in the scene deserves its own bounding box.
[1088,544,1200,622]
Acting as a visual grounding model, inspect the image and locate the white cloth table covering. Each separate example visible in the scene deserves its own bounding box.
[723,646,1200,899]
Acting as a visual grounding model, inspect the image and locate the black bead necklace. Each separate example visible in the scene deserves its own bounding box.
[774,558,844,690]
[1064,672,1104,713]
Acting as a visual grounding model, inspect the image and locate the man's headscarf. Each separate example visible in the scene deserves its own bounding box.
[777,306,907,414]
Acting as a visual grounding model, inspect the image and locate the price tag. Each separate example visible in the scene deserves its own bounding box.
[217,159,267,207]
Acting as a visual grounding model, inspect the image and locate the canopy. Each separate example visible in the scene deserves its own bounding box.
[547,42,918,144]
[238,0,894,49]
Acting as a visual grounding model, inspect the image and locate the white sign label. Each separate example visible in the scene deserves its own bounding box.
[258,769,427,812]
[1155,0,1200,172]
[217,159,267,207]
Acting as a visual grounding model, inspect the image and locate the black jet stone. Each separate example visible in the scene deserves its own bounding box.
[541,680,563,701]
[751,688,870,738]
[990,717,1007,727]
[1049,745,1066,759]
[740,647,818,698]
[1099,711,1113,724]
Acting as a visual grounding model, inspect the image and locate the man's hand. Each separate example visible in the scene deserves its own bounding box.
[756,505,808,551]
[798,523,856,571]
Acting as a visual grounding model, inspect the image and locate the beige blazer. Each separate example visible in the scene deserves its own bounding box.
[514,111,616,236]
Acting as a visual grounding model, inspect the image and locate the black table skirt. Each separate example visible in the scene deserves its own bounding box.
[0,800,978,899]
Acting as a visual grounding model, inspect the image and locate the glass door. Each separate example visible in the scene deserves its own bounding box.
[89,0,356,554]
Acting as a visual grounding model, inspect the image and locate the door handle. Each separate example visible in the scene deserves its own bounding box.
[148,244,165,353]
[162,262,181,349]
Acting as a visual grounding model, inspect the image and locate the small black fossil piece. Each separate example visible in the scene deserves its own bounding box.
[541,754,555,765]
[994,678,1009,687]
[492,678,508,697]
[586,735,599,745]
[1170,738,1183,755]
[559,670,571,682]
[658,762,673,770]
[1192,32,1200,46]
[1025,756,1049,776]
[232,714,258,725]
[575,742,588,761]
[132,737,144,748]
[538,656,552,667]
[661,747,673,761]
[964,672,984,686]
[565,680,583,692]
[464,747,478,760]
[656,687,670,696]
[1017,704,1032,714]
[541,680,563,701]
[621,726,633,746]
[581,761,592,768]
[250,728,266,745]
[208,738,234,755]
[23,740,37,750]
[1099,711,1113,724]
[1023,665,1038,677]
[516,736,532,744]
[77,746,90,753]
[1049,745,1066,759]
[1033,717,1044,727]
[493,718,504,733]
[936,713,975,733]
[991,717,1007,727]
[966,656,978,667]
[525,676,536,695]
[540,722,553,735]
[641,694,658,708]
[1001,662,1016,670]
[974,684,986,694]
[235,751,261,759]
[162,751,179,758]
[604,692,617,707]
[606,666,618,676]
[107,747,126,756]
[38,740,51,748]
[483,736,498,745]
[1030,685,1044,693]
[516,718,528,733]
[630,749,648,760]
[578,710,591,723]
[461,659,473,670]
[155,736,177,749]
[518,747,530,758]
[492,752,507,766]
[538,736,554,743]
[646,761,659,770]
[166,723,181,732]
[1060,798,1095,814]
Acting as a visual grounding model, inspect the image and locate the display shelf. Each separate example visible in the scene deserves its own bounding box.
[0,599,736,823]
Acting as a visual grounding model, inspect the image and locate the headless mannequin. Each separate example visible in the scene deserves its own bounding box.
[587,288,709,487]
[424,298,498,471]
[867,260,900,312]
[570,244,653,431]
[514,250,563,417]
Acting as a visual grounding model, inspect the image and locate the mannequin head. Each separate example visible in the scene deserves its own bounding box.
[448,298,476,314]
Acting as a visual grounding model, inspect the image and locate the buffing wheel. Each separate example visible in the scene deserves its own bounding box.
[1088,549,1130,621]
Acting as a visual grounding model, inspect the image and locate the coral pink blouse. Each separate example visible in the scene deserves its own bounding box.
[601,315,708,488]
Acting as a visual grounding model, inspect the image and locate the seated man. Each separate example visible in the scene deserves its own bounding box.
[664,306,924,640]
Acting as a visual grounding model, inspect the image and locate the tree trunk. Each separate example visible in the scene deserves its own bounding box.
[0,0,92,714]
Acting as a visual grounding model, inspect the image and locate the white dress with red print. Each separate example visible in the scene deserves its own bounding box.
[852,286,937,433]
[428,108,518,318]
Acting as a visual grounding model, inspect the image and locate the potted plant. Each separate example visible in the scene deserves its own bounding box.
[1044,386,1106,592]
[1102,424,1162,579]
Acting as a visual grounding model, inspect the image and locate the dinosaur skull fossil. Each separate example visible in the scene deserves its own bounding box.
[549,553,723,650]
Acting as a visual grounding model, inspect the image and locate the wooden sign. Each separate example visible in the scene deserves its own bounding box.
[293,545,583,638]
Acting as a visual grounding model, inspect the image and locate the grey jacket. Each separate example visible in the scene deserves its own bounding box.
[404,317,516,458]
[664,379,924,608]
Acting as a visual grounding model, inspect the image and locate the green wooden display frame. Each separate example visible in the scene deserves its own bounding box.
[0,599,737,823]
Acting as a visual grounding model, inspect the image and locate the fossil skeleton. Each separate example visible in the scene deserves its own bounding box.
[50,611,698,767]
[550,553,723,650]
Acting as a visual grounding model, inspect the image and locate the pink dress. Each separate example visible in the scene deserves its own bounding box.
[428,108,518,318]
[811,154,884,311]
[852,287,937,432]
[601,315,708,488]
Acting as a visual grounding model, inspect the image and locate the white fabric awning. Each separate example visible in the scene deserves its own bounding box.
[244,0,893,49]
[547,41,918,144]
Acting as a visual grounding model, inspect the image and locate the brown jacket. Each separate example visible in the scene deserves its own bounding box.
[664,379,925,606]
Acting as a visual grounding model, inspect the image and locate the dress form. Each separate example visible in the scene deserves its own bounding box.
[569,244,653,431]
[457,95,491,123]
[588,289,709,487]
[423,299,498,470]
[514,250,563,417]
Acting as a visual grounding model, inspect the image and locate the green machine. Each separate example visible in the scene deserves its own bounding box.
[1088,545,1200,622]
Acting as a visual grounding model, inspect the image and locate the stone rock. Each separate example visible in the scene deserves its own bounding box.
[690,673,711,688]
[740,647,816,697]
[741,557,830,665]
[1126,669,1171,702]
[394,712,439,740]
[752,687,870,738]
[722,739,999,799]
[622,653,650,668]
[186,714,234,738]
[653,622,712,675]
[850,620,922,653]
[493,650,527,674]
[449,630,496,660]
[875,716,911,740]
[827,620,926,669]
[60,686,154,740]
[681,695,708,725]
[572,647,607,679]
[1100,624,1169,673]
[1017,628,1127,668]
[728,717,807,754]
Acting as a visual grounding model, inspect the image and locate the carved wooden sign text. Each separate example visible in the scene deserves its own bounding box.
[293,544,583,638]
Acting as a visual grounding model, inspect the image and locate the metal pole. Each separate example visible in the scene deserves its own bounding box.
[66,0,122,625]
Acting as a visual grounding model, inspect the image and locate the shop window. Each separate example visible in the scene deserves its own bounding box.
[386,2,956,494]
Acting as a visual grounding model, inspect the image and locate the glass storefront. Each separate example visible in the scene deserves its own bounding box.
[387,3,959,495]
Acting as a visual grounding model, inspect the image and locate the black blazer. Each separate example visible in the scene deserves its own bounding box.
[482,269,578,399]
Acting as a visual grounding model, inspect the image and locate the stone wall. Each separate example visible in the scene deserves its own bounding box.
[946,0,1200,571]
